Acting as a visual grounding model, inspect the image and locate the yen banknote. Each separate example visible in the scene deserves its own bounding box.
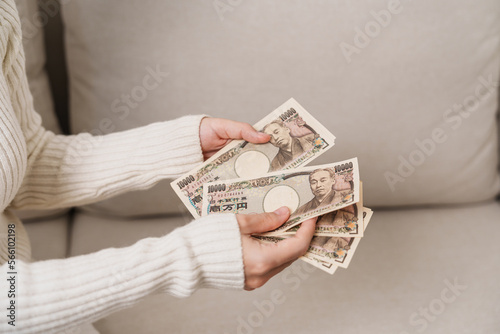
[304,208,373,269]
[202,158,360,235]
[283,183,364,237]
[171,98,336,218]
[255,208,373,274]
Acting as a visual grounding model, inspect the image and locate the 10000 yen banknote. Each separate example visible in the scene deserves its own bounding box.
[305,208,372,269]
[253,235,338,275]
[256,208,373,274]
[202,158,360,235]
[300,252,338,275]
[171,98,336,218]
[283,183,364,237]
[284,202,363,237]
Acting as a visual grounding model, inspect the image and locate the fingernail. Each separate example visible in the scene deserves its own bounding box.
[273,207,289,216]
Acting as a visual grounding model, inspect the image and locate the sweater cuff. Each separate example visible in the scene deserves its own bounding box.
[167,213,245,293]
[154,114,207,178]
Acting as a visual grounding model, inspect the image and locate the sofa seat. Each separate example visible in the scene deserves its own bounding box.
[68,201,500,334]
[23,215,69,261]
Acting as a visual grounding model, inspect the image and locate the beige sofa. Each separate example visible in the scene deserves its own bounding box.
[17,1,500,333]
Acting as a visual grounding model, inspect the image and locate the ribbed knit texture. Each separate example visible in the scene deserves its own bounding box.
[1,213,244,333]
[0,1,245,332]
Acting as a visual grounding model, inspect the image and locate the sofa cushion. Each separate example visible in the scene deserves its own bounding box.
[23,215,68,260]
[69,202,500,333]
[61,1,500,215]
[69,211,190,256]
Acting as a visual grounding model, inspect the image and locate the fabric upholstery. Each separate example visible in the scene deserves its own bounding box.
[23,215,68,260]
[69,202,500,334]
[61,0,500,216]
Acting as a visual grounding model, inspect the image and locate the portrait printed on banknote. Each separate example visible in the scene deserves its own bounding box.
[262,119,317,172]
[291,167,354,218]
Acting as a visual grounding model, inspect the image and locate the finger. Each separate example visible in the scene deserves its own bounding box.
[215,119,270,143]
[292,217,317,240]
[237,207,290,234]
[264,217,317,266]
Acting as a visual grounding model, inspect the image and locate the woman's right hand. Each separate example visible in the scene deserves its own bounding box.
[236,207,317,290]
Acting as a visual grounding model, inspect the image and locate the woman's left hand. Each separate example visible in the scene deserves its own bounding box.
[199,117,270,159]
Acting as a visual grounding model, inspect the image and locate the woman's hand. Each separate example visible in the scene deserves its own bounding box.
[200,118,314,289]
[199,117,270,159]
[236,207,317,290]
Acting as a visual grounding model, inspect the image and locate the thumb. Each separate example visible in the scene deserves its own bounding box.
[221,120,269,144]
[237,207,290,234]
[241,126,270,144]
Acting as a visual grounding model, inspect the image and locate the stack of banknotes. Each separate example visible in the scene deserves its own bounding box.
[172,98,373,275]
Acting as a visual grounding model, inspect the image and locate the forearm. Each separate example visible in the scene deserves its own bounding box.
[0,214,244,333]
[11,115,206,210]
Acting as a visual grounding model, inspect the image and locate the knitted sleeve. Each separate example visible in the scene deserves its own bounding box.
[11,113,206,210]
[0,213,245,333]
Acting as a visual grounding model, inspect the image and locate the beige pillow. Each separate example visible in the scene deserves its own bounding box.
[14,0,67,220]
[61,0,500,216]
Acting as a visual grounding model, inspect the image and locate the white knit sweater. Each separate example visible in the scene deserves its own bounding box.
[0,1,244,333]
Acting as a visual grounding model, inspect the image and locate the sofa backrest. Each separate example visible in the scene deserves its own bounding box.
[34,1,500,217]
